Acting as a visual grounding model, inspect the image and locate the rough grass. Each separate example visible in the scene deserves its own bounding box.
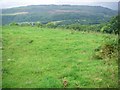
[2,26,118,88]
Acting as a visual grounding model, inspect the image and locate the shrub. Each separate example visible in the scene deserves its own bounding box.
[9,22,18,26]
[93,35,118,62]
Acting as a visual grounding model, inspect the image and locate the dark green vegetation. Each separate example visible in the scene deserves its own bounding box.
[2,26,118,88]
[101,16,119,34]
[9,15,119,35]
[2,5,117,25]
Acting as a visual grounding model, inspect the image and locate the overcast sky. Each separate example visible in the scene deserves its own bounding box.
[0,0,119,9]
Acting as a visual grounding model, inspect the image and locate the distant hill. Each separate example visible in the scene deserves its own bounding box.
[90,2,118,10]
[1,5,117,25]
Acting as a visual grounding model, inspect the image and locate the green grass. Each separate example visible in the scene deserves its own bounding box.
[2,26,118,88]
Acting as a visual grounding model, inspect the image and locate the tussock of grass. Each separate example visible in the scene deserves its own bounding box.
[2,26,118,88]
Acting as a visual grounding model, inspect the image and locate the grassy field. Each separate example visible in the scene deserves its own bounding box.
[2,26,118,88]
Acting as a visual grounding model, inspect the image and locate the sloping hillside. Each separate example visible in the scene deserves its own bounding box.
[2,26,118,88]
[2,5,117,25]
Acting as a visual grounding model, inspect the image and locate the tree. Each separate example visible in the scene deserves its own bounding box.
[101,16,118,34]
[35,22,42,27]
[46,22,57,28]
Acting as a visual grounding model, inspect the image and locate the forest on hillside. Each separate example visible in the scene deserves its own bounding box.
[1,5,117,25]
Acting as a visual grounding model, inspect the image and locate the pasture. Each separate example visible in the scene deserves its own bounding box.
[2,26,118,88]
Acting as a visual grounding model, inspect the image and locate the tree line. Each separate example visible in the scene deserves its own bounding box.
[9,15,119,34]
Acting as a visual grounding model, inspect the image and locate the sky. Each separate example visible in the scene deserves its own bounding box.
[0,0,119,9]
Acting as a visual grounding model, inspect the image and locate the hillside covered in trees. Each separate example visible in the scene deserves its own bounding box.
[1,5,117,25]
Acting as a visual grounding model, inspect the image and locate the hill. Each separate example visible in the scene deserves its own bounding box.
[89,2,118,10]
[1,5,117,25]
